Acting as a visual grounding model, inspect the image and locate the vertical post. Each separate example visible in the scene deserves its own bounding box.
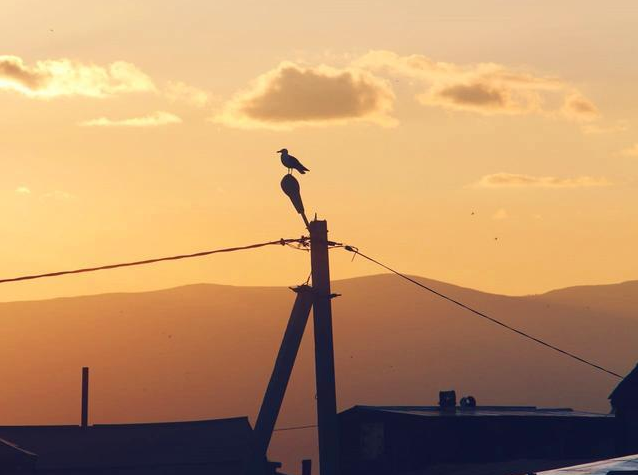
[309,219,339,475]
[247,287,314,475]
[81,367,89,428]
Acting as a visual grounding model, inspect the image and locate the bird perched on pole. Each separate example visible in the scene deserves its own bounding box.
[277,148,309,175]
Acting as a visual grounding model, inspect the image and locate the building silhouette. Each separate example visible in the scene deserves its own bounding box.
[338,392,620,475]
[0,417,281,475]
[609,362,638,456]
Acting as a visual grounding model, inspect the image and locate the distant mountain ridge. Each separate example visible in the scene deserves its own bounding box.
[532,279,638,319]
[0,273,635,471]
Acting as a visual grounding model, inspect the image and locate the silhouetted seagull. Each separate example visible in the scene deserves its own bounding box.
[277,148,309,175]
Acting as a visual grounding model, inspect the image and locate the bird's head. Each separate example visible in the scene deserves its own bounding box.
[277,148,288,154]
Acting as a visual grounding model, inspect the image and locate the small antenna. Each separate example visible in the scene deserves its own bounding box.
[81,367,89,428]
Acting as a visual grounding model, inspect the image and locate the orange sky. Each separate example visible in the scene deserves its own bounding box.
[2,0,638,301]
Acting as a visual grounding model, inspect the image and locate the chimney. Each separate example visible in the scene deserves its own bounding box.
[439,390,456,412]
[81,367,89,428]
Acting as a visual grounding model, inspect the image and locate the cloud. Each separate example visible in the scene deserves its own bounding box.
[15,186,31,194]
[492,208,508,220]
[0,58,47,90]
[43,190,74,200]
[421,82,538,115]
[560,92,599,121]
[0,55,155,98]
[79,111,182,127]
[165,81,210,107]
[213,62,396,129]
[620,144,638,157]
[476,173,611,188]
[581,121,629,135]
[354,50,596,118]
[435,83,508,107]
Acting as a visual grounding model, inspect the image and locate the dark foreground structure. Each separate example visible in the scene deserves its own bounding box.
[532,453,638,474]
[0,417,281,474]
[338,403,617,475]
[609,362,638,455]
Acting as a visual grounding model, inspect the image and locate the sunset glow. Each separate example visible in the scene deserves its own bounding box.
[2,0,638,301]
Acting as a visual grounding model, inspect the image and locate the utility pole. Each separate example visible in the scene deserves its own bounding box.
[251,173,339,475]
[309,219,339,475]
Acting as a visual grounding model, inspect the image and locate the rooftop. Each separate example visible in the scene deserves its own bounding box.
[0,417,254,473]
[347,405,612,418]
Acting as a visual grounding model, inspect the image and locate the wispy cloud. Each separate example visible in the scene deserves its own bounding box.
[79,111,182,127]
[620,144,638,157]
[213,62,396,130]
[15,186,31,194]
[165,81,210,107]
[211,51,604,129]
[581,121,629,135]
[0,55,155,98]
[476,173,612,188]
[560,92,599,122]
[42,190,74,200]
[354,50,598,120]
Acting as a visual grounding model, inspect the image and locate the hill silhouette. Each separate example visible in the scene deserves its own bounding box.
[0,274,635,472]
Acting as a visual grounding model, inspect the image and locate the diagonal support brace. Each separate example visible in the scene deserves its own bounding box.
[246,285,314,475]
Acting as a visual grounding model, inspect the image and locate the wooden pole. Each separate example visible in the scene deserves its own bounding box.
[309,219,339,475]
[247,286,314,474]
[81,367,89,428]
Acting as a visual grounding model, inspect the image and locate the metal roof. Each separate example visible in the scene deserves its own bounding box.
[531,454,638,474]
[0,417,253,473]
[349,405,613,418]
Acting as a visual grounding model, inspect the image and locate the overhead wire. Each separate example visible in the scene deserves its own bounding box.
[0,232,626,437]
[0,237,308,284]
[0,234,624,379]
[343,245,623,380]
[273,423,317,432]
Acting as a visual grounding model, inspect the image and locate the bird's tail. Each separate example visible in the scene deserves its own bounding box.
[299,169,307,174]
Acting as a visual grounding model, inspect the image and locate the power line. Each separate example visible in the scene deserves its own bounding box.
[273,423,317,432]
[344,245,623,380]
[0,237,308,284]
[0,232,624,380]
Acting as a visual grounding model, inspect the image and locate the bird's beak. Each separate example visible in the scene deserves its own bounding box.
[276,149,283,153]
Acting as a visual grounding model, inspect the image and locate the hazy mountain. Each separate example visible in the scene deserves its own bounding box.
[0,274,635,473]
[531,280,638,319]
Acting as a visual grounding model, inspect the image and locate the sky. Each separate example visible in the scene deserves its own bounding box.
[2,0,638,301]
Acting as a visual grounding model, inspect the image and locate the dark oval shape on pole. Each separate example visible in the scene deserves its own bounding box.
[281,174,309,227]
